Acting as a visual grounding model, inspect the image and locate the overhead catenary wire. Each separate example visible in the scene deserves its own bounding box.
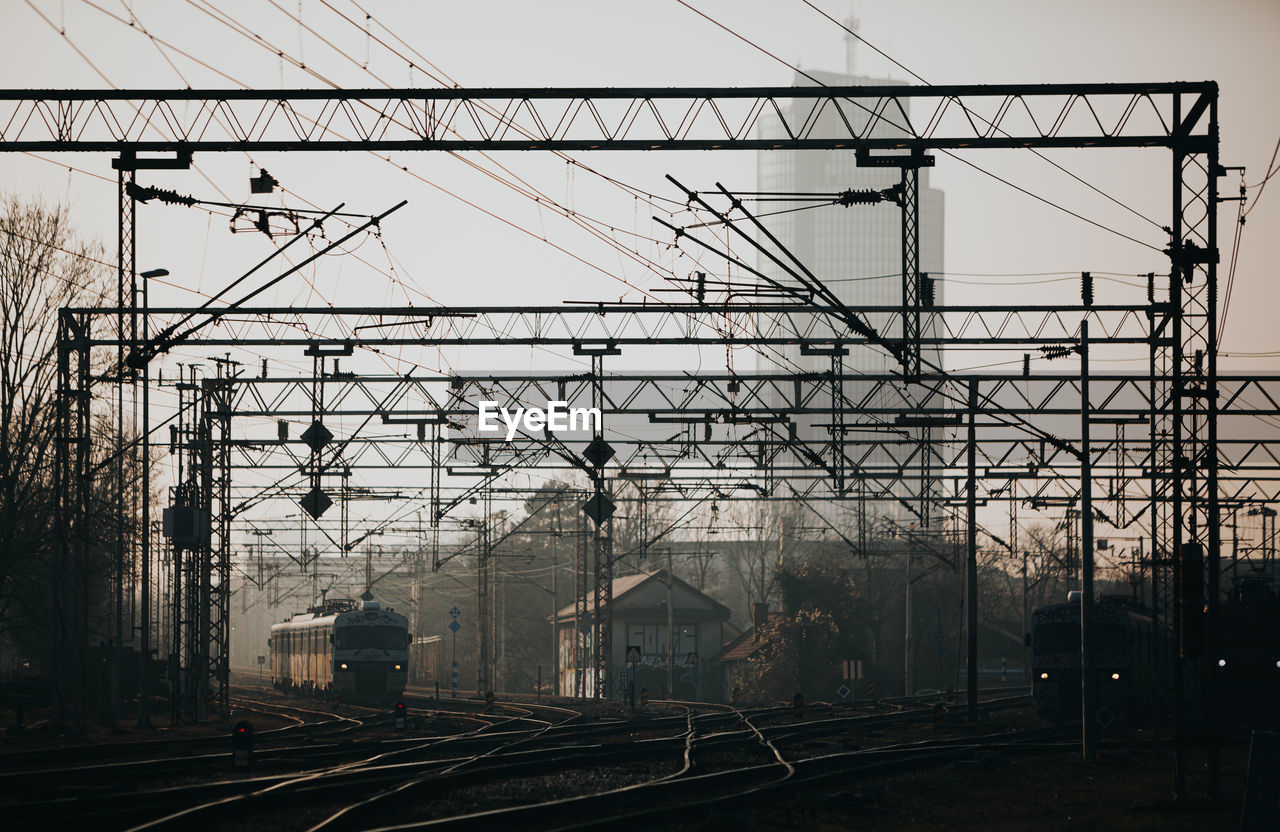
[72,0,887,390]
[799,0,1169,236]
[1242,132,1280,217]
[24,4,1198,570]
[675,0,1166,253]
[72,0,663,381]
[196,0,685,295]
[21,5,455,543]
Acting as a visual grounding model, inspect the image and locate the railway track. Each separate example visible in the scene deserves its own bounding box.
[0,694,373,773]
[0,685,1048,830]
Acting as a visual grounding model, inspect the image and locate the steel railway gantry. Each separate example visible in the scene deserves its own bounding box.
[10,82,1237,795]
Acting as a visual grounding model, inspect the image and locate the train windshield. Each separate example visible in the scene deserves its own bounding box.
[1033,623,1078,656]
[1096,623,1127,656]
[1033,622,1127,656]
[335,625,406,650]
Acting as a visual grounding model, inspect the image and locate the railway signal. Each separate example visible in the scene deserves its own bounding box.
[394,700,406,731]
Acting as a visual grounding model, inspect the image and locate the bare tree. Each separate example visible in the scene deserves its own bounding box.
[721,501,807,612]
[0,196,108,646]
[683,540,719,591]
[0,196,110,732]
[608,480,677,575]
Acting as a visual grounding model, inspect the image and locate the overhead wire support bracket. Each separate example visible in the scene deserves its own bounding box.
[856,147,935,382]
[123,200,406,370]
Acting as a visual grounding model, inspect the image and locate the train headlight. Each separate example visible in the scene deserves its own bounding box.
[394,664,402,671]
[1039,672,1049,680]
[1276,660,1280,669]
[339,663,349,670]
[1218,659,1227,668]
[1110,673,1120,681]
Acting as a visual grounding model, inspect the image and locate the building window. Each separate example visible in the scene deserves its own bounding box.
[624,623,700,659]
[627,623,666,655]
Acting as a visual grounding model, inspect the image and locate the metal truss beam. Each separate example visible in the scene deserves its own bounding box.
[0,83,1214,152]
[73,303,1160,351]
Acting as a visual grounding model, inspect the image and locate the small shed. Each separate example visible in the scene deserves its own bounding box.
[551,570,731,701]
[714,602,779,704]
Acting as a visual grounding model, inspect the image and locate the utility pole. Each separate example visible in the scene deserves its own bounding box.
[1080,319,1097,761]
[966,379,978,722]
[904,550,913,697]
[136,267,165,729]
[666,546,675,699]
[1022,549,1030,685]
[551,498,559,696]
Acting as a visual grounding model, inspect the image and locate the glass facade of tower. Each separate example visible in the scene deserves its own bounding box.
[756,70,945,376]
[755,70,945,522]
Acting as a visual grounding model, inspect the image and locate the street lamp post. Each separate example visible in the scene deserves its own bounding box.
[136,266,167,729]
[1080,319,1096,761]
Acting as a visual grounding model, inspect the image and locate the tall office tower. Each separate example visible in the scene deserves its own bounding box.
[755,21,945,525]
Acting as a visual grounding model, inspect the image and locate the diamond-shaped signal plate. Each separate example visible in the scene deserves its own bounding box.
[301,420,333,453]
[301,486,333,519]
[582,493,616,526]
[583,437,615,469]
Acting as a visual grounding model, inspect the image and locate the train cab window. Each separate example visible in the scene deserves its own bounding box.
[1032,623,1077,656]
[1096,623,1126,656]
[335,625,407,650]
[1033,622,1127,656]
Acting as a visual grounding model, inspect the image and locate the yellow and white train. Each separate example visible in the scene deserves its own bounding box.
[269,597,409,700]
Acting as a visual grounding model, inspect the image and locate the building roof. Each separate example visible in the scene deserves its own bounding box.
[551,569,731,623]
[713,612,783,664]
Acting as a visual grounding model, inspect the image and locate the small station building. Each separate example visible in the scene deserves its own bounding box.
[552,570,732,701]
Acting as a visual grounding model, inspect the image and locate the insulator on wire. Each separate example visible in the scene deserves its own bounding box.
[1146,272,1155,304]
[836,188,884,206]
[921,275,935,307]
[695,271,706,302]
[1023,354,1030,378]
[1081,271,1094,307]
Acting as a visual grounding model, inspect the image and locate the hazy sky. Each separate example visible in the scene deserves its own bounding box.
[1,0,1275,375]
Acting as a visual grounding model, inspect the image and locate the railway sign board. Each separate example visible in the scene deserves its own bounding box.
[582,493,616,525]
[837,684,851,700]
[300,486,333,519]
[257,655,265,665]
[626,646,642,663]
[301,420,333,452]
[448,620,461,633]
[450,606,461,618]
[583,437,615,468]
